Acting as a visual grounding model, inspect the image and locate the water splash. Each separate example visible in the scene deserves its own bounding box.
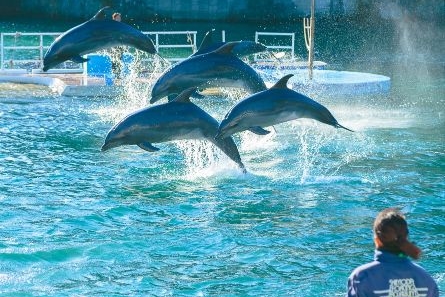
[175,140,243,180]
[218,88,249,102]
[293,125,329,184]
[90,49,171,124]
[239,128,278,152]
[237,119,375,185]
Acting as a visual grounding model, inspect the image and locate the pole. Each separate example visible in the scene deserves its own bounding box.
[303,0,315,80]
[308,0,315,80]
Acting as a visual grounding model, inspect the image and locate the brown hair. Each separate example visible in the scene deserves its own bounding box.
[112,13,121,20]
[373,208,421,259]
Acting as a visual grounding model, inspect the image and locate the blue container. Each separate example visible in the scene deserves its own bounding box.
[104,74,114,86]
[121,53,134,77]
[86,54,112,77]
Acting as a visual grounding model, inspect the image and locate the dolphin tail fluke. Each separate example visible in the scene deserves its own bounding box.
[336,123,354,132]
[101,143,111,152]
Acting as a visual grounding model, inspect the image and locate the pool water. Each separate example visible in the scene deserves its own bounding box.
[0,18,444,297]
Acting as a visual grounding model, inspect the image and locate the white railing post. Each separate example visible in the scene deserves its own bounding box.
[39,34,44,67]
[291,32,295,60]
[155,33,159,52]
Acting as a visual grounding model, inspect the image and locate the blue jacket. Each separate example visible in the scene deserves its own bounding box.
[347,250,439,297]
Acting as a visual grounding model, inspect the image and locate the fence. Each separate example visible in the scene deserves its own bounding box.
[0,31,198,73]
[1,30,299,73]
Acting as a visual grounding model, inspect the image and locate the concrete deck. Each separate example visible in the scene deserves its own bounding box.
[0,70,125,97]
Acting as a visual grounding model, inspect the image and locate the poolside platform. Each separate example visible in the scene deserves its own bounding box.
[0,70,125,97]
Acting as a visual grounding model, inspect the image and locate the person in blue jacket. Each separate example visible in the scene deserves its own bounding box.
[347,208,439,297]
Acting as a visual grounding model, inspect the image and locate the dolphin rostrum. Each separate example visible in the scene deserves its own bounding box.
[215,74,353,139]
[149,42,267,104]
[102,88,246,172]
[43,7,157,71]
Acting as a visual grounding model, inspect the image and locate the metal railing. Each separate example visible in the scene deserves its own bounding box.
[0,31,198,73]
[0,32,76,73]
[1,30,302,73]
[147,31,197,62]
[254,32,295,61]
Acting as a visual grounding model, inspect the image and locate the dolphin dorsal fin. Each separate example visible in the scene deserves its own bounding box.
[271,74,294,89]
[198,29,216,51]
[91,6,109,20]
[214,41,239,55]
[171,87,196,103]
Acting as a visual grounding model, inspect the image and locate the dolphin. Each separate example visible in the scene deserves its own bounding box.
[43,7,157,71]
[149,42,267,104]
[102,88,246,172]
[215,74,353,139]
[193,29,268,57]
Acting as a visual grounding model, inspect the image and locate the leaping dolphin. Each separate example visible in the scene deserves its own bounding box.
[43,7,157,71]
[215,74,353,139]
[102,88,246,172]
[149,42,267,104]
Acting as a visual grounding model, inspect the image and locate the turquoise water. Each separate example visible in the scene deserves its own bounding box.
[1,18,444,296]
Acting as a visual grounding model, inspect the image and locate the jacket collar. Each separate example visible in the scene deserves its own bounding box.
[374,249,409,262]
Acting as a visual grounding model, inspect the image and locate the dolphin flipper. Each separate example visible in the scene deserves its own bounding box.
[70,55,89,63]
[138,142,160,152]
[166,88,204,103]
[171,87,197,103]
[167,94,178,102]
[248,126,271,135]
[166,89,205,102]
